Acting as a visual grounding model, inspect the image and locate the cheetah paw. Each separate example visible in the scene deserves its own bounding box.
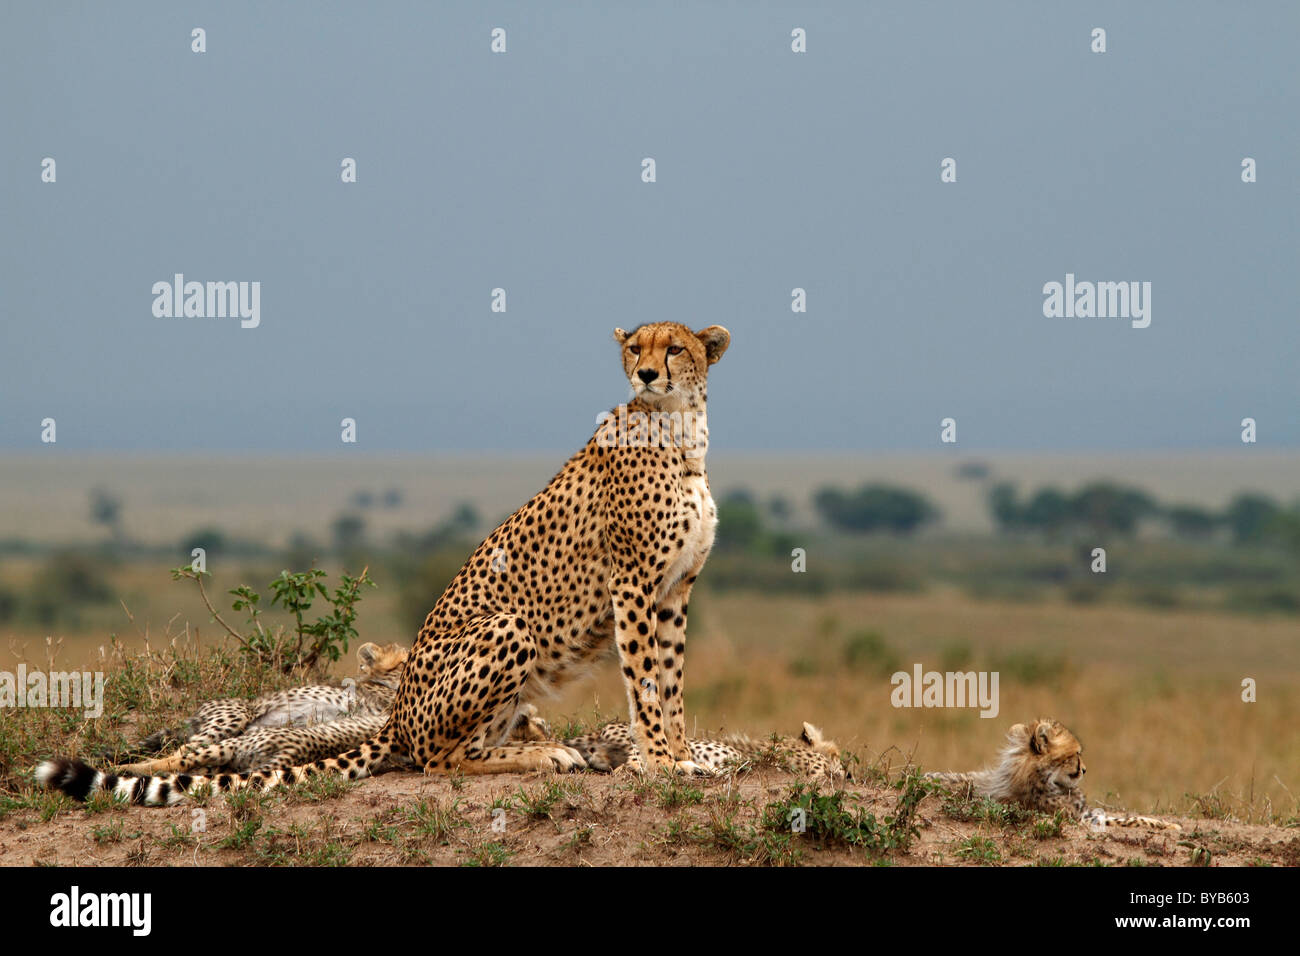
[671,759,717,777]
[608,755,713,777]
[512,703,552,742]
[546,746,588,773]
[581,742,629,773]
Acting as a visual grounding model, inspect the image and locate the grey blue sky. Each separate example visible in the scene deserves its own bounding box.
[3,1,1296,452]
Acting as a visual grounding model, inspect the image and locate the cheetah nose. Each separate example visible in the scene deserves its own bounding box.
[637,369,659,384]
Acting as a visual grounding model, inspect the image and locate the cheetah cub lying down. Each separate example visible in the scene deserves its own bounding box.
[118,641,411,765]
[924,718,1180,831]
[565,721,846,778]
[36,643,412,805]
[115,642,411,775]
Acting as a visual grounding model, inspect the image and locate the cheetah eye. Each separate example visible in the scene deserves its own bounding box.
[667,346,683,355]
[628,346,640,355]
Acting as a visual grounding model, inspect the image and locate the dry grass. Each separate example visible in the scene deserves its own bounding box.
[0,620,313,795]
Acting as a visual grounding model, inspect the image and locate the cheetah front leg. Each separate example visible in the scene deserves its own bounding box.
[653,564,705,765]
[119,748,196,775]
[608,565,707,776]
[120,735,263,775]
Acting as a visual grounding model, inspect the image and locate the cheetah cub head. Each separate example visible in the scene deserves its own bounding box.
[1007,718,1086,794]
[356,641,409,689]
[614,322,730,411]
[799,722,841,763]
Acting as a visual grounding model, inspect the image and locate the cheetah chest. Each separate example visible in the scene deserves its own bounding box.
[657,473,717,601]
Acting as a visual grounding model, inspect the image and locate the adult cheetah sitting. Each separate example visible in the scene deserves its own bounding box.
[925,718,1180,830]
[39,322,730,805]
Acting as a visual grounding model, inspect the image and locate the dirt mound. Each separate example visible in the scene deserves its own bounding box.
[3,767,1294,867]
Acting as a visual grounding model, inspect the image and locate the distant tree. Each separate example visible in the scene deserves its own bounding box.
[987,482,1024,532]
[715,491,764,552]
[286,532,321,569]
[180,527,228,557]
[449,502,480,534]
[331,513,366,553]
[1165,505,1219,539]
[766,494,792,521]
[1270,506,1300,555]
[1022,487,1071,537]
[89,488,123,540]
[351,489,375,509]
[722,487,756,506]
[1069,482,1156,537]
[813,484,938,535]
[382,487,404,509]
[989,482,1157,539]
[1224,493,1280,544]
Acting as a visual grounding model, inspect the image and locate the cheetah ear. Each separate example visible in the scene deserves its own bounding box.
[1030,723,1051,754]
[357,642,379,667]
[613,328,630,345]
[800,722,821,746]
[694,325,730,364]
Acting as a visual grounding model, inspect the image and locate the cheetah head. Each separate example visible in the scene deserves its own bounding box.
[356,641,409,687]
[799,722,841,762]
[1011,718,1085,792]
[613,322,730,410]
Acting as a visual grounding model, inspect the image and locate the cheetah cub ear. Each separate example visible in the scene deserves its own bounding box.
[356,642,380,670]
[799,722,841,760]
[1029,722,1053,754]
[694,325,730,365]
[613,327,630,345]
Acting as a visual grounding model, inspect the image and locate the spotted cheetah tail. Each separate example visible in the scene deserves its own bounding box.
[35,731,396,808]
[36,758,214,807]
